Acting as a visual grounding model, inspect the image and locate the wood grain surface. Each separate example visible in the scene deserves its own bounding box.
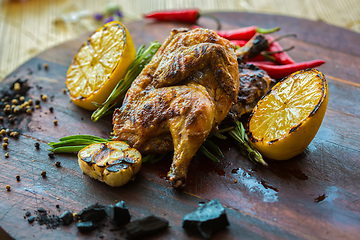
[0,12,360,240]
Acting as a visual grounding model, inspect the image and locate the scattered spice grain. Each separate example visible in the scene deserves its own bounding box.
[53,120,58,126]
[41,170,47,178]
[43,63,48,70]
[13,83,21,91]
[10,131,19,138]
[55,161,61,167]
[48,151,55,158]
[34,142,40,149]
[41,95,48,101]
[5,152,9,158]
[49,107,54,113]
[2,142,8,149]
[6,185,11,191]
[16,175,20,181]
[3,137,9,143]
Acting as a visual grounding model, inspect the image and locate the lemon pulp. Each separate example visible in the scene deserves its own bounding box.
[66,21,136,110]
[247,69,328,160]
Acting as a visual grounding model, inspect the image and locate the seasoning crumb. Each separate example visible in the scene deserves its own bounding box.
[25,211,31,217]
[234,179,238,183]
[41,171,47,178]
[14,83,21,91]
[43,63,48,70]
[35,99,40,105]
[0,129,6,135]
[34,142,40,149]
[62,88,67,94]
[2,142,8,150]
[35,104,40,109]
[16,175,20,181]
[55,161,61,167]
[10,131,19,138]
[5,152,9,158]
[41,95,48,101]
[53,119,58,126]
[3,137,9,143]
[28,99,33,105]
[26,108,32,114]
[56,204,60,209]
[49,107,54,113]
[48,151,55,159]
[6,185,11,191]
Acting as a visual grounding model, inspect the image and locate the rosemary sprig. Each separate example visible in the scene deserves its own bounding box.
[91,42,161,122]
[228,121,268,166]
[48,135,111,153]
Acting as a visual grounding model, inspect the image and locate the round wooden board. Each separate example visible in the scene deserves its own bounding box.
[0,12,359,240]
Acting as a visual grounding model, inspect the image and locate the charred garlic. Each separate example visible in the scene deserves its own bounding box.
[78,141,142,187]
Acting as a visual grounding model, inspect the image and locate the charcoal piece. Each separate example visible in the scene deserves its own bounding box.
[60,211,74,226]
[182,199,229,238]
[77,203,106,223]
[105,201,131,225]
[125,215,169,239]
[28,216,35,224]
[25,211,31,217]
[37,207,46,213]
[76,221,97,233]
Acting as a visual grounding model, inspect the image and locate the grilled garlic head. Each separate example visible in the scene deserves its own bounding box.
[78,141,142,187]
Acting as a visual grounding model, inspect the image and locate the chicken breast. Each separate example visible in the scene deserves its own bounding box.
[112,28,239,188]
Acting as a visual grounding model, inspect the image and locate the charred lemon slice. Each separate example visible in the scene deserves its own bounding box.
[78,141,142,187]
[247,69,328,160]
[66,21,136,110]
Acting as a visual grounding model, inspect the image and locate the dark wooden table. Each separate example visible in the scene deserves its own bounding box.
[1,12,359,240]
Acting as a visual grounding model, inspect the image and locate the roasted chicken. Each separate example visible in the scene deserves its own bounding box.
[227,63,273,120]
[112,28,239,188]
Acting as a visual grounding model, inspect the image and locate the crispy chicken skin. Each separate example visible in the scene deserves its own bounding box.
[227,63,273,120]
[112,28,239,188]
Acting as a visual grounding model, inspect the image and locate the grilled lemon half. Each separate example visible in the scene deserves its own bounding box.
[247,69,328,160]
[66,21,136,110]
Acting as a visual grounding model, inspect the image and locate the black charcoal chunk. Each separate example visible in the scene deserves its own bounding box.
[28,216,35,223]
[37,207,46,213]
[182,199,229,238]
[59,211,74,226]
[77,203,106,223]
[105,200,131,225]
[76,221,97,233]
[125,215,169,239]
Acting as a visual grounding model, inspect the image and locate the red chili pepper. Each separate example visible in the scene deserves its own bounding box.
[216,26,280,41]
[230,40,247,47]
[144,9,199,23]
[266,35,296,65]
[247,61,277,66]
[251,60,325,79]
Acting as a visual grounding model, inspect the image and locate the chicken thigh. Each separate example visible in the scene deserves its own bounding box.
[112,28,239,188]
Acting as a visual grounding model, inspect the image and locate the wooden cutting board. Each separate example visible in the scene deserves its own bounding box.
[0,12,359,240]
